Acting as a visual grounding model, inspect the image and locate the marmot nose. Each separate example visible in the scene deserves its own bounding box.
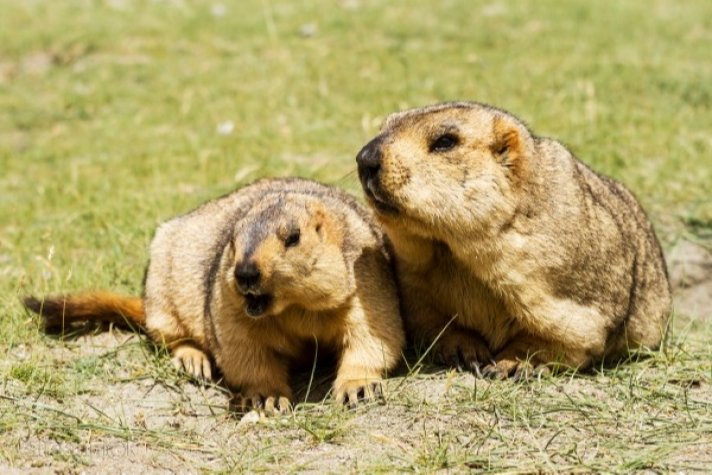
[235,261,260,291]
[356,136,383,182]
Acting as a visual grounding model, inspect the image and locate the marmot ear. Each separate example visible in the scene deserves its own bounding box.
[227,236,237,259]
[308,203,327,233]
[491,115,527,182]
[308,202,341,244]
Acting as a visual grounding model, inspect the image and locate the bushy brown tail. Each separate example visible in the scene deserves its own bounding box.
[23,291,145,331]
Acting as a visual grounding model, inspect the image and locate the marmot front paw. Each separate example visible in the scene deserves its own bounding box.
[230,388,292,416]
[481,358,552,381]
[334,378,384,408]
[434,327,492,375]
[171,344,212,381]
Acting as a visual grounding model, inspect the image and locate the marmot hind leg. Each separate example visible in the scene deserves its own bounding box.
[481,333,575,380]
[433,325,492,375]
[403,290,492,374]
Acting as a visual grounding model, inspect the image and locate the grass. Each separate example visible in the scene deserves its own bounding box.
[1,0,710,472]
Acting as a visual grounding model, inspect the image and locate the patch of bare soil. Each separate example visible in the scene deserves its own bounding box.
[668,239,712,322]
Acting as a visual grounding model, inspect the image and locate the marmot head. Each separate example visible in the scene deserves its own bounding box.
[228,193,354,319]
[356,102,535,240]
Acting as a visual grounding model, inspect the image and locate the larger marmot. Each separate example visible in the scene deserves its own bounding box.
[25,177,405,412]
[356,101,671,377]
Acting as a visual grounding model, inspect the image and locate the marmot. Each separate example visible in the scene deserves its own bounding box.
[24,177,405,412]
[356,101,671,378]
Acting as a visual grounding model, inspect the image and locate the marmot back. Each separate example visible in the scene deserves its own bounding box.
[356,101,671,378]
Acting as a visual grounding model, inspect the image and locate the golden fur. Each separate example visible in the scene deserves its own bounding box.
[25,178,404,412]
[356,101,672,377]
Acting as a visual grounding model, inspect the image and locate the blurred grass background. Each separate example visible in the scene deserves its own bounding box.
[2,0,710,302]
[0,0,710,471]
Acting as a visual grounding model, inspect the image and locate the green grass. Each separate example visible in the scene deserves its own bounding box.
[1,0,710,472]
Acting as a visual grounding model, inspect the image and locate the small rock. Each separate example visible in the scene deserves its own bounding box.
[237,410,262,427]
[211,4,227,18]
[216,121,235,136]
[481,2,507,18]
[299,23,318,38]
[21,52,53,76]
[339,0,359,10]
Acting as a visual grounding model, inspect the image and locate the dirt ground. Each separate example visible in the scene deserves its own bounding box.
[2,240,711,473]
[667,239,712,322]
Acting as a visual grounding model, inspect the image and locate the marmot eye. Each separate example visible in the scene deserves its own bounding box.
[430,133,459,152]
[284,230,300,248]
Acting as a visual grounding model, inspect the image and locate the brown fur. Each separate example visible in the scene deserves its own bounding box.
[24,292,145,329]
[356,101,672,377]
[24,178,404,412]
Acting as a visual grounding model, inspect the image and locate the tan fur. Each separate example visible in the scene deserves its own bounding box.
[24,178,404,411]
[356,101,672,377]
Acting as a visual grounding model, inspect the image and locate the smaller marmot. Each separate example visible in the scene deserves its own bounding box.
[24,178,405,413]
[356,101,671,378]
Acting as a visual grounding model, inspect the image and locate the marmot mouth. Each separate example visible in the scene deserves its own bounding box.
[365,181,399,214]
[243,293,273,318]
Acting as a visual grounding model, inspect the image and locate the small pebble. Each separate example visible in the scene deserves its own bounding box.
[299,23,318,38]
[217,121,235,136]
[237,410,261,427]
